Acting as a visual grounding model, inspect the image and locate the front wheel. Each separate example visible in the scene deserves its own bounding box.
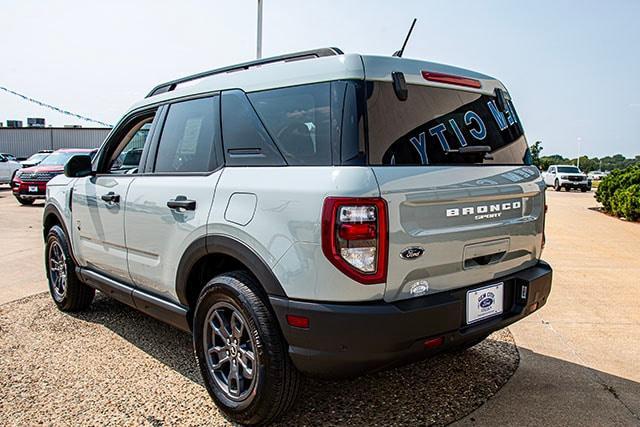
[554,180,562,191]
[45,225,95,311]
[193,271,300,425]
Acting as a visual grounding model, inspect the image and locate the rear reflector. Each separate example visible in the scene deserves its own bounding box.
[286,314,309,329]
[424,336,444,349]
[421,71,482,89]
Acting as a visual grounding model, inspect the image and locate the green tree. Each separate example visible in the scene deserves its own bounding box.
[530,140,543,169]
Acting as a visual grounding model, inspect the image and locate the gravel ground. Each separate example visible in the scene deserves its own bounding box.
[0,292,518,426]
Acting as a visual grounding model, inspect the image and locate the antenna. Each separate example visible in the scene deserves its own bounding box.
[393,18,417,58]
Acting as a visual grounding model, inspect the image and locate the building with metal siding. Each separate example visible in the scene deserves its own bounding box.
[0,127,111,158]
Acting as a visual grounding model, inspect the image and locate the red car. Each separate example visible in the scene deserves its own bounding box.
[11,148,97,205]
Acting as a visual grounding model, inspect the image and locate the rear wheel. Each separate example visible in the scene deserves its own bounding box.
[15,196,34,205]
[45,225,95,311]
[554,180,562,191]
[193,271,300,425]
[581,187,588,192]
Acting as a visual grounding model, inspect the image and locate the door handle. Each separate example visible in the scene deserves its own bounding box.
[101,192,120,203]
[167,195,196,211]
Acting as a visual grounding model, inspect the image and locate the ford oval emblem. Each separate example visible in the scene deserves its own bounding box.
[478,292,495,309]
[400,246,425,260]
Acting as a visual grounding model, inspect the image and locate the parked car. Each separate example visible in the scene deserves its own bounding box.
[0,153,22,185]
[542,165,591,191]
[588,170,608,180]
[21,150,53,168]
[12,148,96,205]
[43,48,552,425]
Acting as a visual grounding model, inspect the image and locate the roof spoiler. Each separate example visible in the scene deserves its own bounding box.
[146,47,344,98]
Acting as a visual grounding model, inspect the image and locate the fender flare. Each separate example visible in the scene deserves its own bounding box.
[42,204,80,265]
[175,234,287,307]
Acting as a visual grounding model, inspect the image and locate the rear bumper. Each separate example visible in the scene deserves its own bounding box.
[270,261,552,377]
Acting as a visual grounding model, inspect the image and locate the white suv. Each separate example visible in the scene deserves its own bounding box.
[43,48,552,425]
[542,165,591,192]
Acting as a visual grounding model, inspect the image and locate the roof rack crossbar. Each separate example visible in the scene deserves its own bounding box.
[146,47,343,98]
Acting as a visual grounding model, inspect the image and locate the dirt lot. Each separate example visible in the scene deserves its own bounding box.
[1,185,639,425]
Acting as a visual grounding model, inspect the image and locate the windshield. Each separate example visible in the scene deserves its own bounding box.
[365,82,530,166]
[39,152,84,166]
[557,166,581,173]
[26,153,49,163]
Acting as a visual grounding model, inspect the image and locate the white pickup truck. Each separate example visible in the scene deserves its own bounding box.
[542,165,591,192]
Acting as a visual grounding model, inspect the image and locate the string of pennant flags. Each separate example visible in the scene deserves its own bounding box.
[0,85,113,127]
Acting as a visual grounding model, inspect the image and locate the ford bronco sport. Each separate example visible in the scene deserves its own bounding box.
[43,48,552,425]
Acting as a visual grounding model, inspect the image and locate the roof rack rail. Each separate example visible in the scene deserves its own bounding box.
[146,47,344,98]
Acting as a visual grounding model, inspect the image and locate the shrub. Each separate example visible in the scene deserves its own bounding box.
[595,165,640,220]
[610,184,640,221]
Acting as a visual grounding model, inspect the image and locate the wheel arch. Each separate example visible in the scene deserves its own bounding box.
[176,235,288,312]
[43,204,80,262]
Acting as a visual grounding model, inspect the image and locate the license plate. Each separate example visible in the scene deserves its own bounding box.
[28,186,39,193]
[466,282,504,324]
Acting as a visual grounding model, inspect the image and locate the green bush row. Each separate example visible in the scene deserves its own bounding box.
[595,165,640,221]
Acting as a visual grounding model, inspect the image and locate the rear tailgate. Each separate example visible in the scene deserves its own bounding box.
[361,57,544,302]
[372,165,544,302]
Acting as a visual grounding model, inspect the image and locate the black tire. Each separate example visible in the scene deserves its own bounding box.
[45,225,95,311]
[193,271,300,425]
[554,179,562,191]
[581,187,588,192]
[16,196,34,205]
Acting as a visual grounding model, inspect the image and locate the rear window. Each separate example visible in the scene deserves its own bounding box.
[365,82,530,166]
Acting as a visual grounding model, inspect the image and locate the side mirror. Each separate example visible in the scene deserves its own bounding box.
[64,154,94,178]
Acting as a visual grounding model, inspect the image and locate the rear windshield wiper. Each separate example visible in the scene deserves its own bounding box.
[445,145,491,154]
[445,145,494,160]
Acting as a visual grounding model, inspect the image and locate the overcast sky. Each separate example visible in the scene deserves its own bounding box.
[2,0,639,158]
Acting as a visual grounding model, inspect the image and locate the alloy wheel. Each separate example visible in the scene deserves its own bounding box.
[204,302,258,402]
[48,240,67,300]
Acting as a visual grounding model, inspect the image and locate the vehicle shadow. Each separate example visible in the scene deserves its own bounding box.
[74,294,520,426]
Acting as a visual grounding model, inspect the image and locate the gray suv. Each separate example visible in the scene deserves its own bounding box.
[43,48,552,425]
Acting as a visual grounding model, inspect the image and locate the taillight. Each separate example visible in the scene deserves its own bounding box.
[421,71,482,89]
[321,197,388,284]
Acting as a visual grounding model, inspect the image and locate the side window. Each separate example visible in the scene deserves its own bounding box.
[549,167,555,173]
[106,114,156,174]
[154,96,219,173]
[248,83,331,166]
[221,90,285,166]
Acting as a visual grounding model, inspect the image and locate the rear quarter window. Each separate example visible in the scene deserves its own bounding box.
[248,83,331,166]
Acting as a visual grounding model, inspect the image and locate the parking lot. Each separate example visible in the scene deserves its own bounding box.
[1,186,639,425]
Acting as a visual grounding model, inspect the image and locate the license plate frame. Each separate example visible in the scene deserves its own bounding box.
[466,282,504,324]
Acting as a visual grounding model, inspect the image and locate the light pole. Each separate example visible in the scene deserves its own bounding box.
[577,137,582,169]
[257,0,263,59]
